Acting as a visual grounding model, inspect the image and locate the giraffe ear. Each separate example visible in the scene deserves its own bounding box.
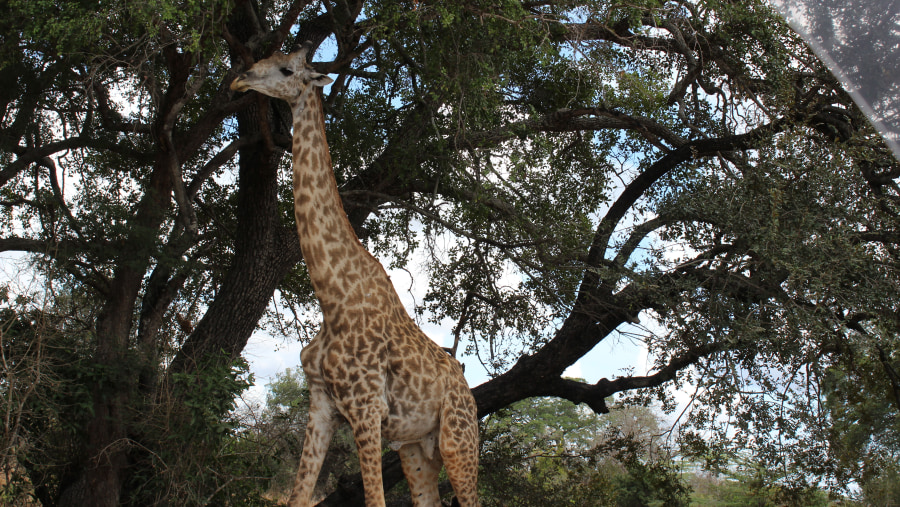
[310,74,334,87]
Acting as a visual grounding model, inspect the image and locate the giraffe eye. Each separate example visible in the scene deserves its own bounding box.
[279,68,294,76]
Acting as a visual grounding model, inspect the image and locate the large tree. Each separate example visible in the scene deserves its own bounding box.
[2,0,899,504]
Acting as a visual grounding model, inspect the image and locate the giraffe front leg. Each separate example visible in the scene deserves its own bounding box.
[347,404,388,507]
[287,385,337,507]
[398,440,443,507]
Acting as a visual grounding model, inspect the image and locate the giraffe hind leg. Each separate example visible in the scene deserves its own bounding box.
[398,440,443,507]
[439,398,480,507]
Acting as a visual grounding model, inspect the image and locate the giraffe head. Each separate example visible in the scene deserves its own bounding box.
[230,41,333,110]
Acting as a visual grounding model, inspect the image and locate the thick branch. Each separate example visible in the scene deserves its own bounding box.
[0,237,64,254]
[342,189,548,250]
[531,338,729,414]
[611,216,672,268]
[560,22,675,53]
[91,81,152,134]
[875,343,900,414]
[1,138,150,188]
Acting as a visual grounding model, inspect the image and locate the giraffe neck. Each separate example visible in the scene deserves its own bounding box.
[290,91,383,310]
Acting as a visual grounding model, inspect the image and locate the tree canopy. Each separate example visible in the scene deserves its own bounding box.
[2,0,899,504]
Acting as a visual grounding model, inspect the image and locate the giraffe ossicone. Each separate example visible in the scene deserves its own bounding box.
[230,42,481,507]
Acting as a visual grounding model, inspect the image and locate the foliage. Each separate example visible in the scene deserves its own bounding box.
[120,353,270,505]
[858,464,900,506]
[822,341,900,500]
[0,289,95,505]
[0,285,272,505]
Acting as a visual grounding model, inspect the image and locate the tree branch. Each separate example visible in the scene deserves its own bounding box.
[1,138,150,188]
[875,343,900,414]
[91,81,152,134]
[0,237,65,254]
[447,107,687,151]
[588,117,788,270]
[186,134,261,199]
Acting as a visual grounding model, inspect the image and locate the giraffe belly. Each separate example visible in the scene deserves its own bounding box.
[382,391,442,443]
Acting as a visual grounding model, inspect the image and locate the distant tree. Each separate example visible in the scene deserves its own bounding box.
[688,470,833,507]
[480,395,690,506]
[859,466,900,506]
[821,344,900,502]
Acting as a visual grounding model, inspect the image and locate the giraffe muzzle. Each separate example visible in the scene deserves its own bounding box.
[230,74,251,92]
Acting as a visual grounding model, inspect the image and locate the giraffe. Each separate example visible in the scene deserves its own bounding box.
[230,42,480,507]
